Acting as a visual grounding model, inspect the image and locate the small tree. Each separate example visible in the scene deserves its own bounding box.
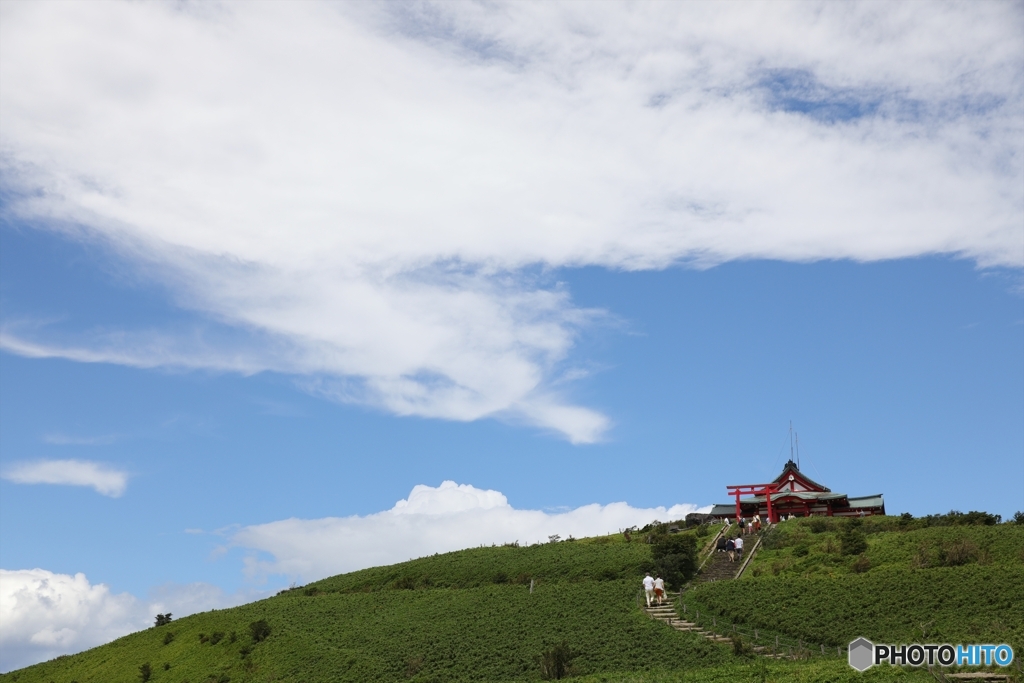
[538,641,577,680]
[249,619,271,643]
[838,520,868,556]
[651,532,698,588]
[154,613,173,627]
[138,662,152,682]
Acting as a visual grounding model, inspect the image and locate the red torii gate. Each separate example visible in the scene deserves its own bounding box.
[726,481,784,524]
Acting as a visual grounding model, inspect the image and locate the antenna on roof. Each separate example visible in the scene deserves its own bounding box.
[795,432,800,470]
[789,421,794,466]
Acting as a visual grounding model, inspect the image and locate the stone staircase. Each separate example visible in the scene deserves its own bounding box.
[641,602,731,643]
[697,527,766,582]
[638,526,793,659]
[696,550,742,582]
[641,601,789,657]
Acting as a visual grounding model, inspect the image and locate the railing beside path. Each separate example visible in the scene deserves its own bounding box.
[676,599,846,660]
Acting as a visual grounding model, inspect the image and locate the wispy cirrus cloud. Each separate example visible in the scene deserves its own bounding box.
[1,460,129,497]
[42,433,119,446]
[0,1,1020,442]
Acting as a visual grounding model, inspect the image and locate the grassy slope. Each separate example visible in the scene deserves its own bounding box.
[685,520,1024,650]
[4,522,1019,683]
[2,535,730,683]
[574,660,935,682]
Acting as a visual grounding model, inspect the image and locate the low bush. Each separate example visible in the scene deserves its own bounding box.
[650,532,698,589]
[850,554,871,573]
[807,518,829,534]
[838,521,868,556]
[538,640,578,680]
[249,619,271,643]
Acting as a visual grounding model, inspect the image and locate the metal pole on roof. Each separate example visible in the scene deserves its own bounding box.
[790,421,794,465]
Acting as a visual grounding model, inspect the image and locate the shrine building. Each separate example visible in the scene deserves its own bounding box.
[708,459,884,523]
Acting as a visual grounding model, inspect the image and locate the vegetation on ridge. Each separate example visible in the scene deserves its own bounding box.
[684,516,1024,653]
[2,515,1020,683]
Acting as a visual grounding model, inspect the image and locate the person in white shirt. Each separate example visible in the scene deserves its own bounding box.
[653,576,666,606]
[642,573,655,607]
[734,535,745,560]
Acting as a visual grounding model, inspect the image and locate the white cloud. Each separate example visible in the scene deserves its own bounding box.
[232,480,709,582]
[0,569,259,672]
[1,460,129,497]
[0,569,140,671]
[0,1,1020,441]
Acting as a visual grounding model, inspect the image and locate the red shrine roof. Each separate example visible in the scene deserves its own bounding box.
[771,459,830,492]
[708,459,885,519]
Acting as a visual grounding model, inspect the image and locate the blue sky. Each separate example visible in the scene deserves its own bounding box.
[1,0,1022,671]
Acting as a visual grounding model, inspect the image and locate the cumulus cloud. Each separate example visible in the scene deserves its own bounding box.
[0,569,139,670]
[0,569,257,672]
[232,480,709,582]
[1,1,1020,441]
[1,460,129,497]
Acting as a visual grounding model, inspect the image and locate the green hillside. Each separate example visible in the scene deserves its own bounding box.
[685,516,1024,652]
[4,518,1020,683]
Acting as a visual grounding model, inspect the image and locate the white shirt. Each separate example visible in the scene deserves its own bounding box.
[653,578,665,591]
[642,575,655,590]
[734,537,744,550]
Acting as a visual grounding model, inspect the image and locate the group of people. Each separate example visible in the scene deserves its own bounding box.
[725,514,762,535]
[642,573,667,607]
[715,533,745,561]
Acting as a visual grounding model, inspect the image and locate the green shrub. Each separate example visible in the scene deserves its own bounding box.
[538,640,577,680]
[249,619,271,643]
[138,663,152,682]
[731,634,753,657]
[937,539,978,567]
[154,613,172,627]
[808,518,829,534]
[392,575,417,590]
[850,554,871,573]
[162,631,174,645]
[651,532,698,589]
[405,656,425,677]
[838,521,868,556]
[922,510,1001,527]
